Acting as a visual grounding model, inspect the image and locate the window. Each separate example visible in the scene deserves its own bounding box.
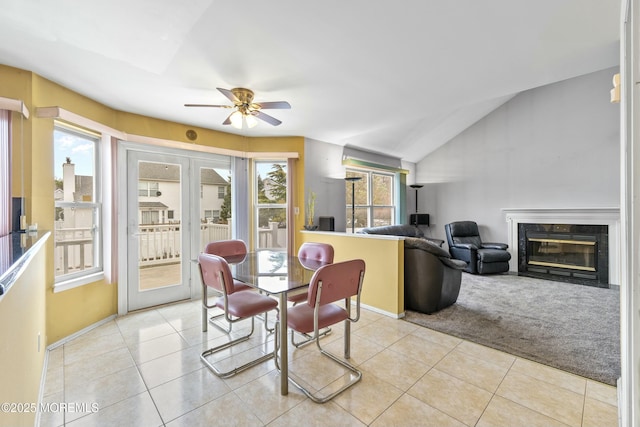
[54,123,102,282]
[218,186,225,199]
[255,160,287,249]
[141,210,159,225]
[203,209,220,222]
[138,181,159,197]
[345,168,395,232]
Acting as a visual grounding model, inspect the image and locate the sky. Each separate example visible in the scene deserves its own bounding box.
[53,128,95,179]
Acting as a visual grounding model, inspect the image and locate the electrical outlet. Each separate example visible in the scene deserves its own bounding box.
[294,207,299,215]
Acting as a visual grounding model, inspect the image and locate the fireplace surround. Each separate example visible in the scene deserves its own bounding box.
[518,223,609,287]
[503,208,620,287]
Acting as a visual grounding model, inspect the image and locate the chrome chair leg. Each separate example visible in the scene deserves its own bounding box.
[290,327,332,348]
[201,316,275,379]
[274,321,361,403]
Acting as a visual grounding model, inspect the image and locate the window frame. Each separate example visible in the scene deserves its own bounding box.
[254,159,288,250]
[345,167,396,231]
[53,122,104,289]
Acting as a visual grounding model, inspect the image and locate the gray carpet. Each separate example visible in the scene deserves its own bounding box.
[404,273,620,385]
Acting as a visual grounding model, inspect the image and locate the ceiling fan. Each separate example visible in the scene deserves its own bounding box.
[184,87,291,129]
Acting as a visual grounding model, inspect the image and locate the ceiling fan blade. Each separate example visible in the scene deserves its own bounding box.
[254,101,291,110]
[217,87,238,103]
[254,111,282,126]
[222,113,233,125]
[184,104,233,108]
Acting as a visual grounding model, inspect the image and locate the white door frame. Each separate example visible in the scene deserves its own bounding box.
[125,150,192,311]
[117,141,232,315]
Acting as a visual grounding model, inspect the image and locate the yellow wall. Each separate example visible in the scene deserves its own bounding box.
[1,64,306,344]
[299,231,405,316]
[0,237,47,427]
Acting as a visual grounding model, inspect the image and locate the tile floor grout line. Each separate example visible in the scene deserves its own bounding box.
[39,301,618,427]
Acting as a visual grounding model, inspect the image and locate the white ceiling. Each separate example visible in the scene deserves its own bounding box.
[0,1,620,163]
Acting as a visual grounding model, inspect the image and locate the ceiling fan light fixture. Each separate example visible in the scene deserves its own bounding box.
[185,87,291,128]
[245,114,258,128]
[230,110,243,129]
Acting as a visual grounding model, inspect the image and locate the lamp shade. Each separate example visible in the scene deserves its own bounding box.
[245,114,258,128]
[230,111,243,129]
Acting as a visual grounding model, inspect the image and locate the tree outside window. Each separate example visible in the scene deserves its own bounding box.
[255,161,287,249]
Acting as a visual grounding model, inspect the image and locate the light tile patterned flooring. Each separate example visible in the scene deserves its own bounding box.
[40,299,619,426]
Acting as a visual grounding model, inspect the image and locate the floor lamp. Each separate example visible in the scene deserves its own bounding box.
[410,184,423,214]
[409,184,428,226]
[345,176,362,233]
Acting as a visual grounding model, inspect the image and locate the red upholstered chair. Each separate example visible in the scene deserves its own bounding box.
[198,253,278,378]
[288,242,335,347]
[288,242,334,304]
[202,239,253,332]
[275,259,366,403]
[204,240,252,291]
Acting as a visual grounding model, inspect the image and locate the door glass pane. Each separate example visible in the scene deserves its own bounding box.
[138,161,182,290]
[199,166,232,251]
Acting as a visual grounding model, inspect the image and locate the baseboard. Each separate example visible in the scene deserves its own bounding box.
[46,314,117,350]
[35,348,50,427]
[359,301,404,319]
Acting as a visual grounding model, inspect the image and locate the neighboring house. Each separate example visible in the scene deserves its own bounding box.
[137,163,229,225]
[56,161,230,228]
[56,162,94,230]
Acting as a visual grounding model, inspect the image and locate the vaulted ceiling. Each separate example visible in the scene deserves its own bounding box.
[0,1,620,163]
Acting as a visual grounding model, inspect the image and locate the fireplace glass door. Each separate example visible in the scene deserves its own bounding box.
[527,238,596,271]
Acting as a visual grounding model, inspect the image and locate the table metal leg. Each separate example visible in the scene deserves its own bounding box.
[202,288,208,333]
[344,298,351,359]
[279,293,289,395]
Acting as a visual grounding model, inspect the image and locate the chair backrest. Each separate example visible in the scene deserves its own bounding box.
[446,221,483,247]
[298,242,334,263]
[198,253,235,295]
[204,239,247,263]
[307,259,365,307]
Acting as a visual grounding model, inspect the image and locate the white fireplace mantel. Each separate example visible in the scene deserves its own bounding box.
[501,207,621,286]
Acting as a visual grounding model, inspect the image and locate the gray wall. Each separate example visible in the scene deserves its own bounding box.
[303,139,348,231]
[415,67,620,245]
[303,139,418,232]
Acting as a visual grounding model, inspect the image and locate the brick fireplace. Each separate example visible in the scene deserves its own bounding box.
[503,208,620,287]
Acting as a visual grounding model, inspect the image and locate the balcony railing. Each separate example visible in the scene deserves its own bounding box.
[54,226,94,276]
[55,222,233,274]
[53,222,292,275]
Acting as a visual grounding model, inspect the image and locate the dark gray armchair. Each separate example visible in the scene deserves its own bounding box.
[444,221,511,274]
[360,225,466,314]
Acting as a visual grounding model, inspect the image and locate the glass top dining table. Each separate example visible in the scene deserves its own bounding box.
[223,249,326,395]
[229,250,319,296]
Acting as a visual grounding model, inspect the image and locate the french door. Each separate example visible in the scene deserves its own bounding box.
[126,151,191,311]
[124,148,232,311]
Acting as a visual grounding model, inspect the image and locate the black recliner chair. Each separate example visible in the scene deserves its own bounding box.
[444,221,511,274]
[360,225,466,313]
